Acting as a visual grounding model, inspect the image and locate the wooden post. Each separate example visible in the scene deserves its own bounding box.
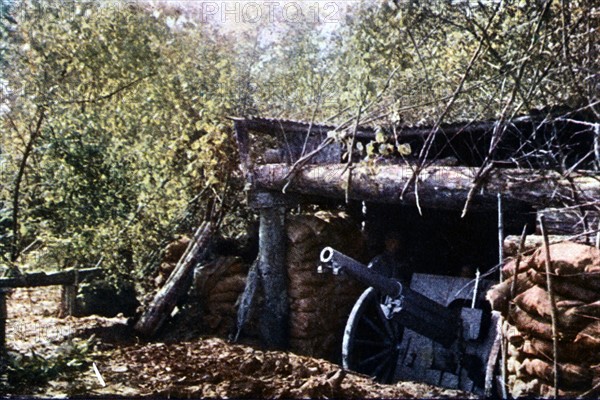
[256,195,288,349]
[60,269,79,317]
[0,289,6,354]
[59,285,77,317]
[539,215,560,398]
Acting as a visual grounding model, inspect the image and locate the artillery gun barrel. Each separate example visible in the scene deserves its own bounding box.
[320,247,402,298]
[320,246,460,347]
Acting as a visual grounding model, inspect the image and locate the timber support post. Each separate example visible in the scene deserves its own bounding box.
[59,285,77,317]
[254,191,289,349]
[0,289,6,353]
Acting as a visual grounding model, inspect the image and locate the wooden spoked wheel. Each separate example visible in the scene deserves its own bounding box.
[342,287,404,384]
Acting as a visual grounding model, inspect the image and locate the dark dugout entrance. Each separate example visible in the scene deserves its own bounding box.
[362,202,535,277]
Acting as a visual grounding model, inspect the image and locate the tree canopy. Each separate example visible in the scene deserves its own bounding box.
[0,0,597,284]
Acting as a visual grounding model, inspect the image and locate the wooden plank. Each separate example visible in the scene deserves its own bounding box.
[0,268,102,288]
[253,163,600,210]
[134,222,213,337]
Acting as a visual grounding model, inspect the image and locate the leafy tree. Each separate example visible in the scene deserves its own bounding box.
[0,1,242,285]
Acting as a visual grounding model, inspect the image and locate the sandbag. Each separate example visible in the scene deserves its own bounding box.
[514,285,554,320]
[529,242,600,275]
[285,212,367,360]
[555,299,585,309]
[507,342,520,358]
[574,321,600,348]
[538,383,582,398]
[289,337,324,356]
[506,356,521,375]
[286,218,316,244]
[497,241,600,397]
[528,270,600,303]
[289,285,323,299]
[511,378,541,398]
[163,236,191,262]
[521,339,551,361]
[509,305,557,341]
[286,241,322,264]
[293,311,327,333]
[502,256,532,279]
[288,261,321,273]
[211,274,247,294]
[521,337,599,364]
[564,273,600,291]
[487,273,535,314]
[512,285,588,329]
[297,216,328,237]
[290,297,321,313]
[503,321,524,345]
[585,264,600,274]
[288,270,331,289]
[520,358,591,388]
[208,290,242,304]
[569,300,600,319]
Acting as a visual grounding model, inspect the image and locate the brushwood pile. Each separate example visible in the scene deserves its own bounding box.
[488,242,600,397]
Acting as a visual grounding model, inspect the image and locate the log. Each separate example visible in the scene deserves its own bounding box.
[253,164,600,210]
[135,221,212,337]
[0,289,6,352]
[256,204,289,349]
[0,268,102,288]
[537,208,600,236]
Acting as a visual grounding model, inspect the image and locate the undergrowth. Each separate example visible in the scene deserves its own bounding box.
[0,336,95,394]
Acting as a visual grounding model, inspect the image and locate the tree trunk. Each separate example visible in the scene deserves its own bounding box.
[134,221,213,337]
[256,205,288,349]
[0,290,6,353]
[253,164,600,210]
[11,107,45,262]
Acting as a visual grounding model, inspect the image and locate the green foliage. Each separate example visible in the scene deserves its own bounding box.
[0,336,94,391]
[0,0,596,294]
[0,0,243,283]
[332,1,598,125]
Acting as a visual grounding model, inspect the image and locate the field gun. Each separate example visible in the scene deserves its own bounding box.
[319,247,501,395]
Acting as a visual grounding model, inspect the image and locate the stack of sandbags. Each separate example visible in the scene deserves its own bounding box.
[193,256,249,337]
[488,241,600,398]
[286,211,367,361]
[154,236,191,287]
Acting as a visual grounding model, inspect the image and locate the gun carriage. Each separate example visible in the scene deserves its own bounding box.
[319,247,501,395]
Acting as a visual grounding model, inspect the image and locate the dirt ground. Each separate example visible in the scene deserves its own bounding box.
[2,287,473,398]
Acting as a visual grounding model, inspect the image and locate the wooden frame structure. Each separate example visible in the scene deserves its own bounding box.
[0,267,102,352]
[232,115,600,348]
